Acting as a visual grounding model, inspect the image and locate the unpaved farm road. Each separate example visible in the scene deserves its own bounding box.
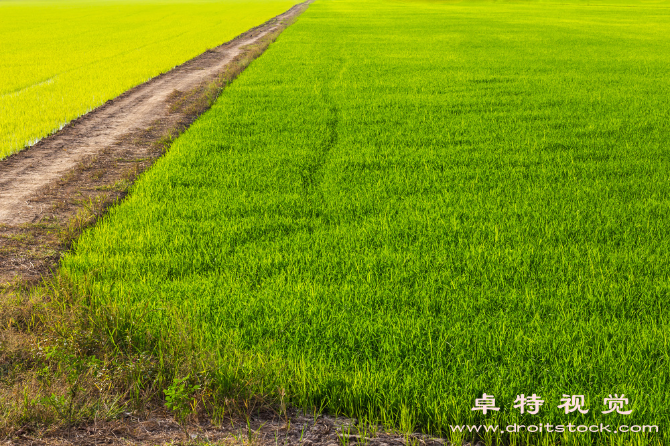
[0,1,310,284]
[0,2,306,226]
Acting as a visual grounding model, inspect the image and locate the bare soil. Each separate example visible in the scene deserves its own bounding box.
[0,1,309,286]
[2,409,457,446]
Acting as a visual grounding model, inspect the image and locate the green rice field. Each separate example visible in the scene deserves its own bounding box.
[0,0,296,158]
[60,0,670,444]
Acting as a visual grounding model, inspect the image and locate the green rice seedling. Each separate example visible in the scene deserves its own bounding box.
[61,0,670,443]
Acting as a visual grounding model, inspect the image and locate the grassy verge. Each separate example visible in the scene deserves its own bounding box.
[0,277,284,440]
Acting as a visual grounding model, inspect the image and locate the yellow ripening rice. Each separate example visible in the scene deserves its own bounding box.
[0,0,297,159]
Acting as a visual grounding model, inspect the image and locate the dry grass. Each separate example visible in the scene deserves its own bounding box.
[0,272,297,443]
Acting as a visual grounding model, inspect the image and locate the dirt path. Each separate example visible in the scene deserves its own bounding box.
[0,1,310,284]
[0,2,306,225]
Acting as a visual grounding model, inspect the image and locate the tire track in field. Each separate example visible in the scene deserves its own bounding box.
[299,56,348,206]
[300,103,339,192]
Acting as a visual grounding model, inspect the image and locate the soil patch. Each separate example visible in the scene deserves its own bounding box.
[4,409,456,446]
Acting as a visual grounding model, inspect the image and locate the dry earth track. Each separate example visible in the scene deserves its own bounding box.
[0,1,309,285]
[0,3,306,225]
